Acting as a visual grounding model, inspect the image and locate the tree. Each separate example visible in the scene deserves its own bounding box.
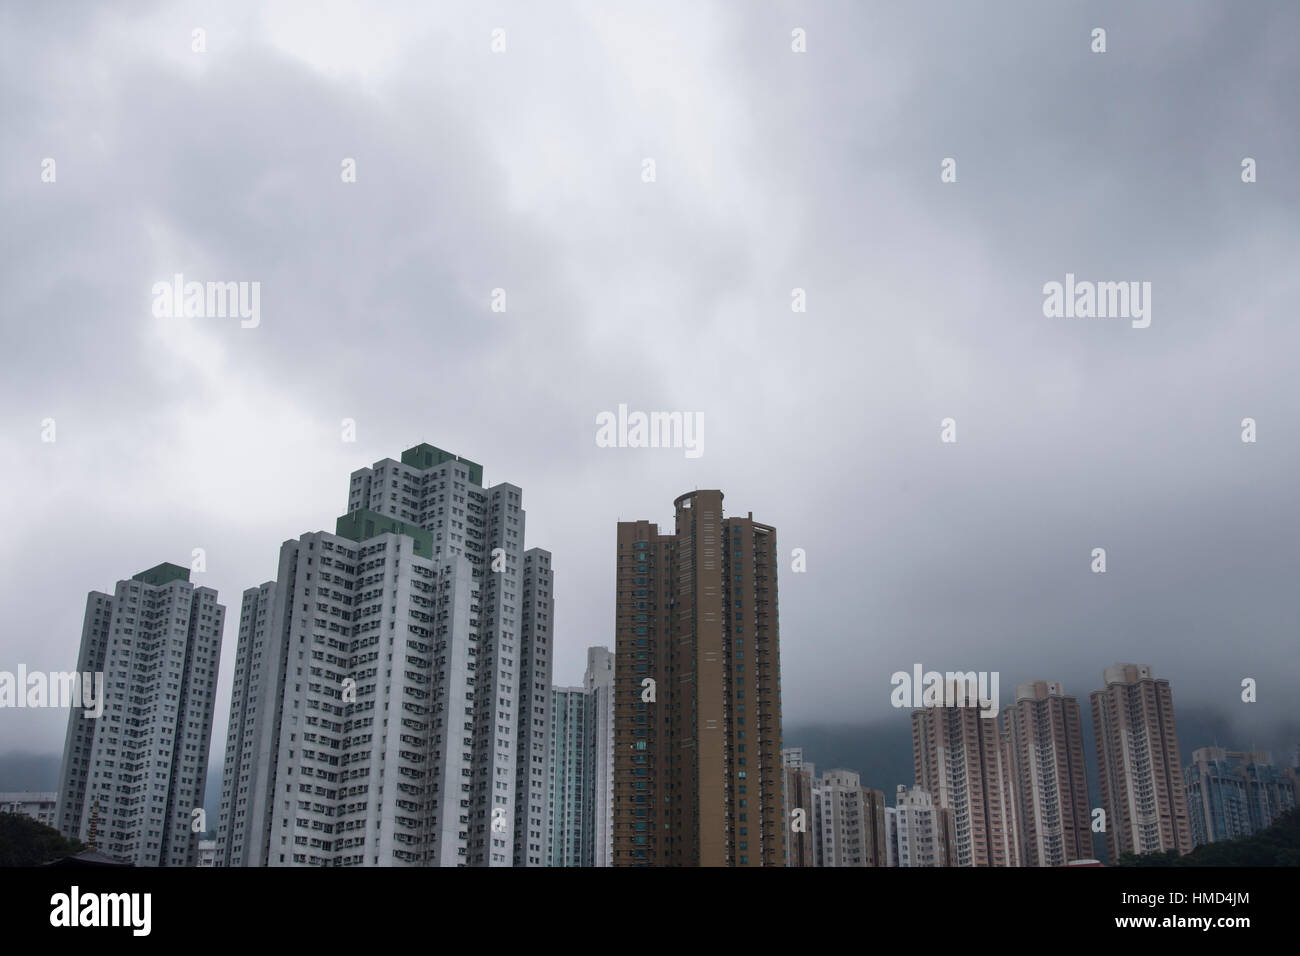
[1115,808,1300,867]
[0,813,84,867]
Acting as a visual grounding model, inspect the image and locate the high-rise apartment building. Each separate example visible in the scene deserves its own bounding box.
[545,647,615,867]
[58,563,224,866]
[218,517,478,866]
[347,445,539,866]
[514,549,554,867]
[612,490,783,866]
[548,686,591,866]
[781,748,816,867]
[1091,663,1192,861]
[814,769,887,867]
[1185,747,1296,846]
[585,646,615,866]
[1005,680,1092,866]
[886,785,951,867]
[218,444,551,866]
[911,686,1019,867]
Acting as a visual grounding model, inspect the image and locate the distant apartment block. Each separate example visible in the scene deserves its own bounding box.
[585,646,615,866]
[514,549,555,867]
[912,688,1020,867]
[196,839,217,867]
[1185,747,1296,846]
[1091,663,1192,860]
[57,563,224,866]
[814,769,887,867]
[886,785,951,867]
[0,792,58,829]
[548,686,591,866]
[1005,680,1092,866]
[613,490,783,866]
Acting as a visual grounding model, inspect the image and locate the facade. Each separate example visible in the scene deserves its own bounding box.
[585,646,615,867]
[1091,663,1192,861]
[514,549,555,867]
[612,490,783,866]
[0,792,59,828]
[911,687,1020,867]
[218,444,551,867]
[217,518,478,867]
[548,686,591,866]
[781,748,816,867]
[814,769,887,867]
[196,839,217,867]
[1185,747,1296,846]
[346,445,536,867]
[1005,680,1092,866]
[57,563,224,866]
[886,785,949,867]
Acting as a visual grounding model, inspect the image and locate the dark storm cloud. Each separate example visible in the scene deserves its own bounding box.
[1,1,1296,767]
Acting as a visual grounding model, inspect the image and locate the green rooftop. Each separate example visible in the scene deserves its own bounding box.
[335,509,433,558]
[132,563,191,586]
[400,443,484,487]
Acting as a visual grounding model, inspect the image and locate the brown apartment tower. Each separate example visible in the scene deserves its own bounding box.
[612,490,784,866]
[1091,663,1193,861]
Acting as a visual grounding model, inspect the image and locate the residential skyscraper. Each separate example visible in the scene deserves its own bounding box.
[217,516,479,866]
[585,646,615,866]
[886,785,950,867]
[911,686,1020,867]
[1090,663,1192,860]
[347,444,539,866]
[514,549,554,867]
[1005,680,1092,867]
[58,563,224,866]
[612,490,783,866]
[219,444,551,866]
[548,686,591,866]
[1185,747,1296,846]
[814,769,887,867]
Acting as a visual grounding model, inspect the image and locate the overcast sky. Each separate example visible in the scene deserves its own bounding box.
[2,0,1298,771]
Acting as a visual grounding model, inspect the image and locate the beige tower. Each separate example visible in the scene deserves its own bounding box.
[612,490,783,866]
[912,683,1020,867]
[1091,663,1192,860]
[1005,680,1092,866]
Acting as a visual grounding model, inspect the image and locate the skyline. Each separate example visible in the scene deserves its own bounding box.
[4,0,1299,807]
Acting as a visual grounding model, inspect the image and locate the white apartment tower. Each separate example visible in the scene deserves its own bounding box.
[514,549,555,867]
[219,444,551,867]
[1,792,59,828]
[886,785,945,867]
[347,445,531,866]
[814,769,886,867]
[218,518,478,866]
[58,563,224,866]
[585,646,615,867]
